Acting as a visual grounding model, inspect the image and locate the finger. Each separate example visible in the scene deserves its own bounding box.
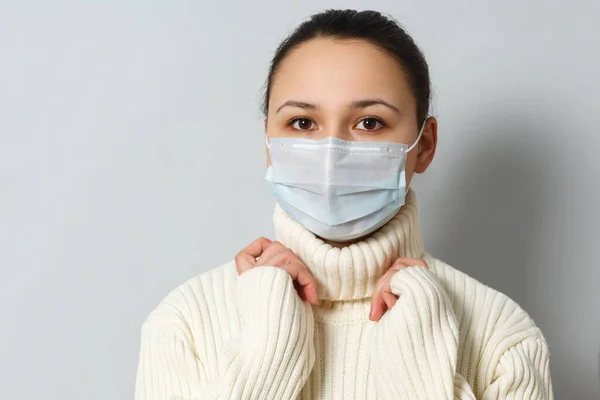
[242,237,272,259]
[394,257,428,268]
[370,286,387,321]
[279,262,319,305]
[235,253,258,274]
[371,268,398,321]
[294,281,319,306]
[235,237,272,274]
[369,293,387,321]
[375,265,398,291]
[390,259,409,272]
[260,248,298,268]
[382,291,398,310]
[298,278,319,306]
[293,280,306,302]
[278,262,319,305]
[391,263,406,273]
[256,241,287,266]
[255,246,319,304]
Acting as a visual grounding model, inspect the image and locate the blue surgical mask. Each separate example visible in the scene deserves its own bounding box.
[265,123,425,242]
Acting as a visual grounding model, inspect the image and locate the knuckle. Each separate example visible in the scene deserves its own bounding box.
[283,248,295,258]
[276,249,293,264]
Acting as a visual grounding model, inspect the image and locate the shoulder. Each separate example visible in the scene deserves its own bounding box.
[424,254,544,348]
[142,261,239,339]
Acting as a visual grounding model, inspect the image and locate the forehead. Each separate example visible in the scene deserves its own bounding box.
[269,38,414,109]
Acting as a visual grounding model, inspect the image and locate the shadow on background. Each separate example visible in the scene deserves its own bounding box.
[429,115,551,309]
[424,113,598,397]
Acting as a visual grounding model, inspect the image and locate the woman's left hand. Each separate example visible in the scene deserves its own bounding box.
[369,257,428,321]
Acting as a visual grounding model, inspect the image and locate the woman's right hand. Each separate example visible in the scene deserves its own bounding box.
[235,237,319,305]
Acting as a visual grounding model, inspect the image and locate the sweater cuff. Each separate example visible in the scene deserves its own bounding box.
[371,265,460,399]
[388,265,458,351]
[389,265,446,298]
[236,266,302,331]
[201,266,316,399]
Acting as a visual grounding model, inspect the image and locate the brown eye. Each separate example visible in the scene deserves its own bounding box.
[290,118,316,130]
[356,117,383,131]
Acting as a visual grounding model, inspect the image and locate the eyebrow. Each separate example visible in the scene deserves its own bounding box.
[276,101,318,113]
[275,98,401,114]
[350,99,400,114]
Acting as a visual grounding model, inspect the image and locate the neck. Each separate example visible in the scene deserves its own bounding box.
[273,189,425,302]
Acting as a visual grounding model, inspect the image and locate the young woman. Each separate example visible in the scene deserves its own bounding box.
[135,10,553,400]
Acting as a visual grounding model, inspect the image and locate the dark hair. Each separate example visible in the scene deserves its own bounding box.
[262,9,431,125]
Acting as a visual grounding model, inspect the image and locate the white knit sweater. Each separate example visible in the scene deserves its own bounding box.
[135,190,553,399]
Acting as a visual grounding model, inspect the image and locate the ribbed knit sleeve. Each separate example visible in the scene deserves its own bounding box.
[135,266,315,400]
[370,266,553,400]
[370,266,468,399]
[481,335,553,399]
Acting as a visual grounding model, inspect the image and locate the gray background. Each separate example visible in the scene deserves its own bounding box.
[1,1,598,399]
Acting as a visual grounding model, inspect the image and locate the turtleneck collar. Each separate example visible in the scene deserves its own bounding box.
[273,189,425,302]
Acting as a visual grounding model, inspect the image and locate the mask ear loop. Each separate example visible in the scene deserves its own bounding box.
[404,119,427,193]
[265,135,271,149]
[406,120,427,153]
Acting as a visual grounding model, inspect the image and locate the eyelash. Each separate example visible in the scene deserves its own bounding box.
[286,116,387,130]
[357,116,386,129]
[286,116,310,126]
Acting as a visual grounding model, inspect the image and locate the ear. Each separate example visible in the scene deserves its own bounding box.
[414,117,438,174]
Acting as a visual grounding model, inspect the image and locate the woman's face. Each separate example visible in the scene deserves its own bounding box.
[265,38,437,185]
